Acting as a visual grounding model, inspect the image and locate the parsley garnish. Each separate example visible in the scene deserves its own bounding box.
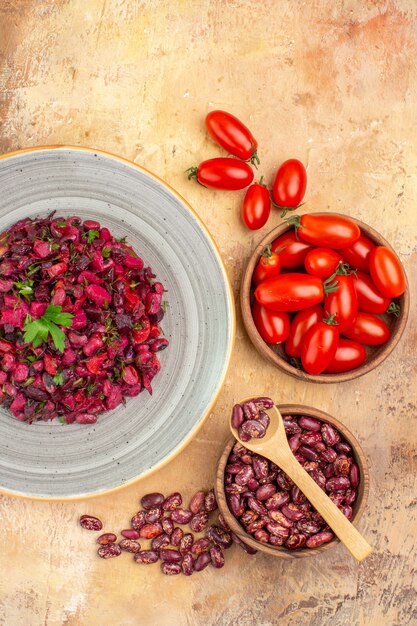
[53,372,65,386]
[14,279,34,298]
[23,305,74,352]
[57,415,66,424]
[86,230,100,244]
[102,247,112,258]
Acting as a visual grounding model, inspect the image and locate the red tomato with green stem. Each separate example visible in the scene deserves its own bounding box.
[304,248,343,279]
[251,300,290,344]
[272,159,307,217]
[186,157,254,190]
[301,315,340,375]
[271,230,313,269]
[340,234,375,272]
[342,312,391,345]
[252,244,281,286]
[242,178,271,230]
[287,213,360,249]
[324,264,358,333]
[254,273,326,313]
[353,271,393,315]
[205,110,259,165]
[325,339,367,373]
[285,304,323,358]
[369,246,406,298]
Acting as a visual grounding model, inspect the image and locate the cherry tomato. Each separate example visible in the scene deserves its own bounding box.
[342,312,390,345]
[187,157,254,190]
[284,304,323,358]
[353,271,391,315]
[271,230,313,269]
[205,110,259,164]
[252,245,281,286]
[325,339,367,373]
[301,318,339,375]
[272,159,307,211]
[324,272,358,334]
[252,300,290,344]
[290,213,360,249]
[369,246,406,298]
[254,273,324,312]
[304,248,343,279]
[340,234,375,272]
[242,180,271,230]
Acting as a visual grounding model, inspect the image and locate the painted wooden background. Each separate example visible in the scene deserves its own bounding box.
[0,1,416,624]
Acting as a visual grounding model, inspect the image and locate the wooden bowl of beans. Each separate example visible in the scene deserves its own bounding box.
[215,404,369,558]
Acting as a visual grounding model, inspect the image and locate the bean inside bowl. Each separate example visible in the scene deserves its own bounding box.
[215,404,369,558]
[240,216,409,383]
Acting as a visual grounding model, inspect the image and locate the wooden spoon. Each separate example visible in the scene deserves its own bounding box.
[231,400,373,561]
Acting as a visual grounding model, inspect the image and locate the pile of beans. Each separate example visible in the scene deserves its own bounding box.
[231,396,273,441]
[225,414,360,550]
[80,488,256,576]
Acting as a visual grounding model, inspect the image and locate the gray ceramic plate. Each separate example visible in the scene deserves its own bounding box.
[0,147,235,500]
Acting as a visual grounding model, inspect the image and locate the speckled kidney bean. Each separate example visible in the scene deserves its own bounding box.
[231,403,245,428]
[161,562,182,575]
[190,511,209,533]
[254,529,270,542]
[240,453,253,465]
[247,478,260,492]
[290,486,307,505]
[255,483,276,501]
[119,539,141,553]
[194,552,211,571]
[210,545,225,568]
[204,488,218,513]
[227,494,244,518]
[334,455,351,476]
[341,505,353,520]
[144,507,162,524]
[303,461,319,472]
[252,455,269,480]
[288,434,301,453]
[336,442,352,454]
[294,453,307,465]
[160,549,182,563]
[283,416,301,435]
[300,431,323,447]
[323,463,336,478]
[325,476,350,492]
[349,463,360,488]
[310,468,326,490]
[235,465,254,486]
[281,504,305,521]
[139,523,163,539]
[131,511,146,531]
[247,496,267,516]
[259,470,278,485]
[268,510,293,528]
[276,472,292,491]
[257,411,270,430]
[191,538,211,555]
[97,533,117,545]
[286,532,306,549]
[97,544,122,558]
[171,508,193,525]
[225,474,233,485]
[189,490,206,514]
[207,525,233,549]
[226,462,245,475]
[329,492,345,507]
[296,518,322,535]
[79,515,103,531]
[320,447,338,463]
[298,416,321,431]
[218,514,231,532]
[246,518,267,533]
[121,529,140,540]
[298,445,319,462]
[170,527,184,546]
[161,517,174,536]
[345,488,357,506]
[179,533,194,554]
[162,492,182,511]
[266,522,290,539]
[321,423,341,446]
[151,533,170,550]
[306,530,334,548]
[239,419,266,441]
[240,510,258,526]
[231,534,258,555]
[140,492,165,510]
[182,553,194,576]
[269,534,286,546]
[134,550,159,564]
[265,491,290,510]
[242,400,258,420]
[225,483,246,495]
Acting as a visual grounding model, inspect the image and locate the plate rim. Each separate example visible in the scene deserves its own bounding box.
[0,144,236,501]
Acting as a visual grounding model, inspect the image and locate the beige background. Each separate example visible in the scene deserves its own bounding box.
[0,1,416,625]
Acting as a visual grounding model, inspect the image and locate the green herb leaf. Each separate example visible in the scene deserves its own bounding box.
[57,415,66,424]
[53,372,64,386]
[116,236,127,243]
[102,247,112,258]
[23,306,73,352]
[87,230,100,244]
[56,221,67,228]
[14,279,34,298]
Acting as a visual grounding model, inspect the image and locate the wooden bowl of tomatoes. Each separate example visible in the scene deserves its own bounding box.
[241,213,409,383]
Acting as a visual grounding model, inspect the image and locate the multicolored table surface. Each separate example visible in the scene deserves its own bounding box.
[0,2,416,625]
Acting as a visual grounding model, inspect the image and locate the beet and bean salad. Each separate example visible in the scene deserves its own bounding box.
[0,213,169,424]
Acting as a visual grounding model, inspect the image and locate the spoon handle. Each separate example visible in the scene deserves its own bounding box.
[274,451,372,561]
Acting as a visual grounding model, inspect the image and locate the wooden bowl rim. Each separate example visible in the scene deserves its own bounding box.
[240,214,410,383]
[215,404,370,559]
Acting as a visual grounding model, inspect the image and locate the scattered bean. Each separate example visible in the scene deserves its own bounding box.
[97,544,122,558]
[80,515,102,531]
[97,533,117,545]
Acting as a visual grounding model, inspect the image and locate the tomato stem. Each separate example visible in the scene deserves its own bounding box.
[322,313,339,326]
[273,202,305,218]
[261,244,272,258]
[284,214,302,239]
[185,166,198,180]
[249,144,260,168]
[323,270,340,294]
[386,302,401,317]
[257,175,267,187]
